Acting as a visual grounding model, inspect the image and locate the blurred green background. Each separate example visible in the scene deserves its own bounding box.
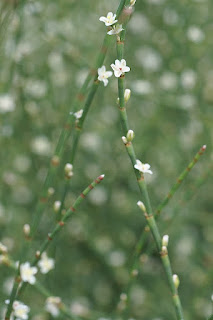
[0,0,212,319]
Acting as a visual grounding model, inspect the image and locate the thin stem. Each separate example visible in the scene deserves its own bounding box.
[18,175,105,297]
[30,0,127,238]
[115,19,185,320]
[132,144,207,260]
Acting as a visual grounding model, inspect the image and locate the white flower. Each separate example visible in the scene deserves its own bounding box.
[5,300,30,320]
[98,66,113,86]
[107,24,124,35]
[0,94,15,113]
[0,242,8,254]
[134,159,153,174]
[45,296,61,317]
[38,252,52,269]
[111,59,130,77]
[74,109,83,119]
[20,262,37,284]
[99,12,117,26]
[38,252,55,274]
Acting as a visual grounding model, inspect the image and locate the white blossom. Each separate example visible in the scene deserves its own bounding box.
[134,159,153,174]
[0,94,15,114]
[20,262,37,284]
[99,12,117,26]
[38,252,55,274]
[107,24,124,35]
[74,109,83,119]
[111,59,130,78]
[187,26,205,43]
[98,66,113,86]
[45,296,61,317]
[5,300,30,320]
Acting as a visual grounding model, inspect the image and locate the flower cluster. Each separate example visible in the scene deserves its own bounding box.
[20,252,55,284]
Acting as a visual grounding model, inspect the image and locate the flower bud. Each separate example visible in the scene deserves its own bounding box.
[64,163,73,174]
[137,201,146,212]
[130,0,136,6]
[124,88,131,102]
[120,293,127,301]
[162,235,169,247]
[54,201,61,213]
[48,187,55,196]
[173,274,180,289]
[122,136,128,144]
[126,129,134,142]
[23,224,31,236]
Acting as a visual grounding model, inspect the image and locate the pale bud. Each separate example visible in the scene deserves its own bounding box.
[48,187,55,196]
[173,274,180,289]
[64,163,73,174]
[120,293,127,301]
[0,242,8,254]
[211,294,213,302]
[23,224,30,236]
[126,129,134,142]
[137,201,146,212]
[124,88,131,102]
[54,201,61,212]
[130,0,136,6]
[131,269,138,277]
[162,235,169,247]
[122,136,128,144]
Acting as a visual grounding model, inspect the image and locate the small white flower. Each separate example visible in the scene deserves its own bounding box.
[20,262,37,285]
[99,12,118,26]
[5,300,30,320]
[134,159,153,174]
[111,59,130,78]
[13,301,30,320]
[23,224,31,236]
[74,109,83,119]
[98,66,113,86]
[0,94,15,113]
[38,252,55,274]
[107,24,124,35]
[45,296,61,317]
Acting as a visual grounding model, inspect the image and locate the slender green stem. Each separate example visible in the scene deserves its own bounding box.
[132,144,207,261]
[18,175,105,297]
[156,144,207,215]
[115,17,185,320]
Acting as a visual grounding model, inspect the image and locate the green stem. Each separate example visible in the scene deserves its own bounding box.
[132,144,207,260]
[115,20,185,320]
[18,175,105,297]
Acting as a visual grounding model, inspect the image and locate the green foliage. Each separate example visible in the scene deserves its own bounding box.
[0,0,212,319]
